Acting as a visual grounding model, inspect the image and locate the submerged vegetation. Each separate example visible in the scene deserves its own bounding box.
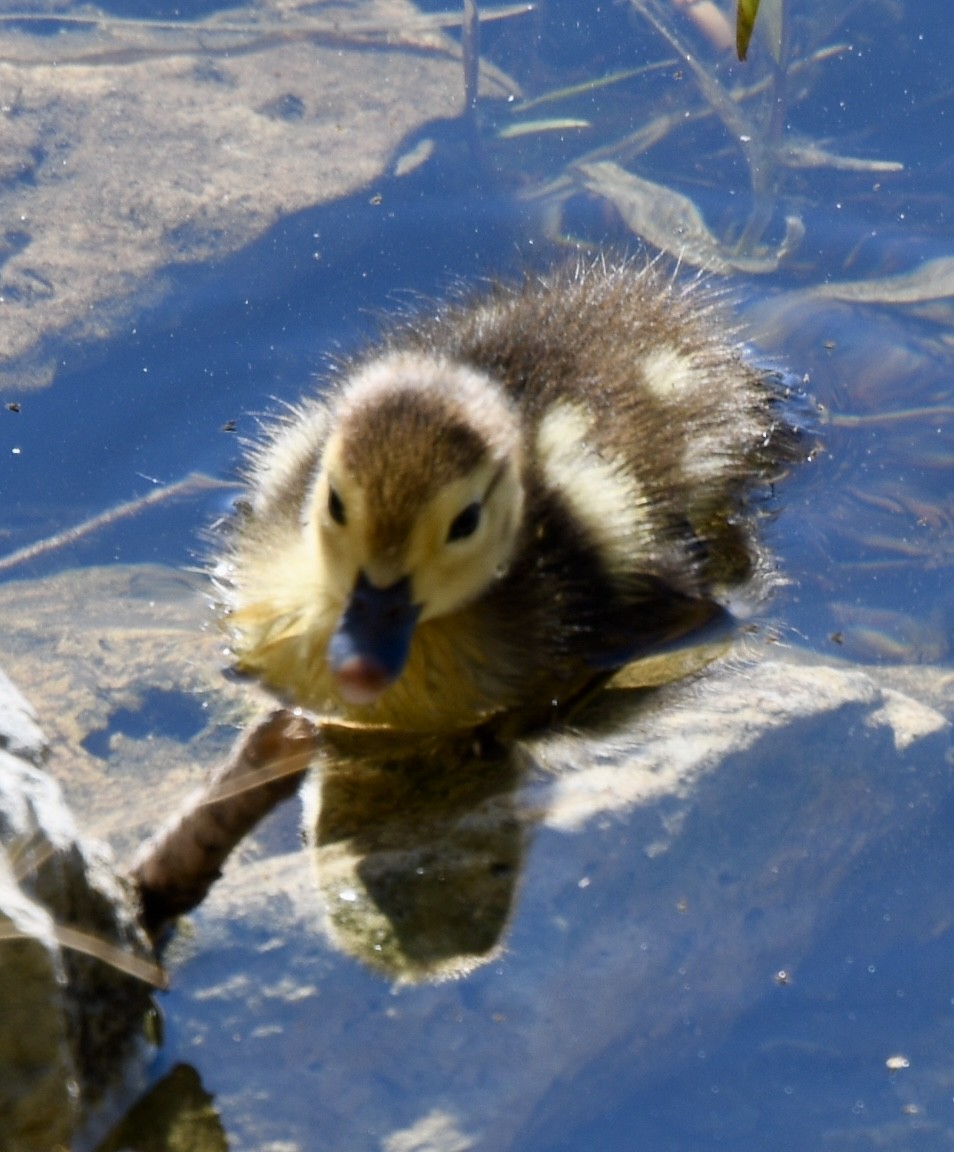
[0,0,951,1143]
[474,0,908,273]
[1,0,946,658]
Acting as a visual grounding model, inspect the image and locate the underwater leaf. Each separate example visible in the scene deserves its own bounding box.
[781,141,903,173]
[577,161,802,273]
[758,0,785,63]
[512,62,673,113]
[736,0,760,60]
[498,118,591,139]
[806,256,954,304]
[578,161,731,270]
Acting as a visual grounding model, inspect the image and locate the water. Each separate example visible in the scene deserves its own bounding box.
[1,187,534,572]
[0,0,952,1147]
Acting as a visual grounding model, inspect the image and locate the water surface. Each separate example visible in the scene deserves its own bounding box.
[0,0,952,1147]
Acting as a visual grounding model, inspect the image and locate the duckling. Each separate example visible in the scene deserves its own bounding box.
[220,260,795,736]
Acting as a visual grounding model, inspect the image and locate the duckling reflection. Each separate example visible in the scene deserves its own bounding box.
[301,640,730,983]
[220,259,801,979]
[303,726,527,982]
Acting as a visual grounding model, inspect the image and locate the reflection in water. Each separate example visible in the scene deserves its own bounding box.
[301,636,726,982]
[92,1063,225,1152]
[305,725,531,982]
[127,635,724,986]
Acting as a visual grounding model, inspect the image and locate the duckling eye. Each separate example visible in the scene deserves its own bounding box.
[328,486,347,526]
[447,501,481,543]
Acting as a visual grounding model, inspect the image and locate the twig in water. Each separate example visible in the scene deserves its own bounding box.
[129,709,320,941]
[0,472,234,575]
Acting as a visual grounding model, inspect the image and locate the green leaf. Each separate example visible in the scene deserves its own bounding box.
[736,0,760,60]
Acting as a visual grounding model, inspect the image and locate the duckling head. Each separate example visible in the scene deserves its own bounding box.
[310,352,524,706]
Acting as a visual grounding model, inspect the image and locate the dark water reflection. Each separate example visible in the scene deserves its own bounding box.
[1,0,952,1148]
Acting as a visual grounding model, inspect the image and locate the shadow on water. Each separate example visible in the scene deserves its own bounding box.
[1,124,540,577]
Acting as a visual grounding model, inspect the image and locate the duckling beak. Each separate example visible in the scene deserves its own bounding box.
[327,571,421,705]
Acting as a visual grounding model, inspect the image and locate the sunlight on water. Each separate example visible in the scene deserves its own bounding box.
[0,0,951,1147]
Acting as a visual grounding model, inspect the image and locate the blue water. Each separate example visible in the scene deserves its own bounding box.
[1,0,952,1148]
[1,186,535,573]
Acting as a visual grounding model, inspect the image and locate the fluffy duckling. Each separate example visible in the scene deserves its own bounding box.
[221,261,794,735]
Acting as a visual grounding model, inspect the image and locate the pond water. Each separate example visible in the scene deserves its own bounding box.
[0,0,952,1148]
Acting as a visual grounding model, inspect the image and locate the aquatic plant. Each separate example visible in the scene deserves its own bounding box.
[484,0,903,269]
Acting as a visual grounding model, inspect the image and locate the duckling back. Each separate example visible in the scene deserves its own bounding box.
[392,262,793,587]
[221,260,798,735]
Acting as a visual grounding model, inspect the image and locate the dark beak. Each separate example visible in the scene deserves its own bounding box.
[327,572,421,705]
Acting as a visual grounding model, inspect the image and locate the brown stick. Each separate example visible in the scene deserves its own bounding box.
[130,709,320,941]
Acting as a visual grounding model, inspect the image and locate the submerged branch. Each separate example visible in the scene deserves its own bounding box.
[0,916,168,988]
[130,709,320,941]
[0,472,233,575]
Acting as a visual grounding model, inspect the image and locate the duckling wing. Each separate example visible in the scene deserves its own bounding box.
[581,583,733,672]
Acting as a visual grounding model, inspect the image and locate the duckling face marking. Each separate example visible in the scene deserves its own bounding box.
[403,456,524,621]
[311,354,524,704]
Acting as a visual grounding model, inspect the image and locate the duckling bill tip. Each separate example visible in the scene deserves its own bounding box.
[326,572,421,705]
